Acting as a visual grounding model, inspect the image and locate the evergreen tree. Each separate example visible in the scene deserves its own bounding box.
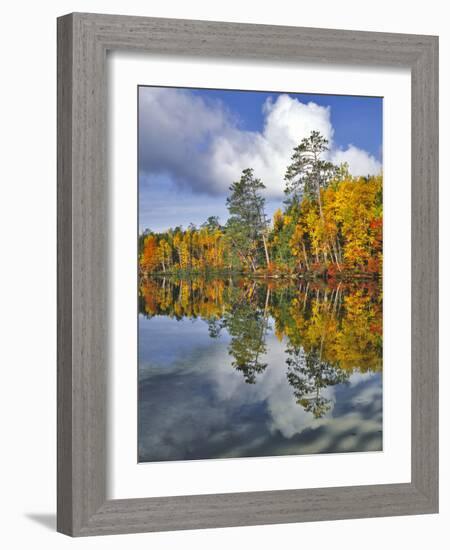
[284,131,336,215]
[226,168,270,268]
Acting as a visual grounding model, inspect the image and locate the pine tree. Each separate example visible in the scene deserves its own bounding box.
[226,168,270,269]
[284,131,336,215]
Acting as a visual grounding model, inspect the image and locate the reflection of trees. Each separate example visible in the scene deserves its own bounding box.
[270,281,382,373]
[206,317,224,339]
[139,276,382,409]
[224,299,269,384]
[139,276,229,320]
[286,346,349,418]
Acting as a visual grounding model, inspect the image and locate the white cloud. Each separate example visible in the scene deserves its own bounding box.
[207,95,335,198]
[331,145,381,177]
[139,88,381,199]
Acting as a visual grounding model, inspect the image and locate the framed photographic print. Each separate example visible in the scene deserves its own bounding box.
[57,13,438,536]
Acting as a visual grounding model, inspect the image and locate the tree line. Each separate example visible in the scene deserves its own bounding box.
[139,131,382,279]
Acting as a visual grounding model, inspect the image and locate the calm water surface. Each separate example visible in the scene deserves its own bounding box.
[138,277,382,462]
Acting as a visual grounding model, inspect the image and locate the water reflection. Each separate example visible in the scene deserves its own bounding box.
[138,276,382,461]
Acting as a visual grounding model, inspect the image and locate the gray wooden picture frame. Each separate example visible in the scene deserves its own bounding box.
[57,12,439,537]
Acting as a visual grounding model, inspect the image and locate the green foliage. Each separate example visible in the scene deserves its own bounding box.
[284,130,336,205]
[225,298,269,384]
[286,347,349,418]
[226,168,270,269]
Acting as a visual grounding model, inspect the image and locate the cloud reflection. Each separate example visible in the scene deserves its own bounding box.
[139,319,382,462]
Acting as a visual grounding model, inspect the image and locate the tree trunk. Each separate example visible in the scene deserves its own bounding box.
[336,238,343,262]
[302,241,310,270]
[303,282,310,311]
[331,240,342,271]
[264,286,271,317]
[317,186,324,221]
[248,255,257,272]
[262,233,270,268]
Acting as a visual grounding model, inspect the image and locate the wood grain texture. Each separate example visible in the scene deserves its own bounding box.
[57,12,108,535]
[57,13,73,535]
[57,12,439,536]
[410,35,439,506]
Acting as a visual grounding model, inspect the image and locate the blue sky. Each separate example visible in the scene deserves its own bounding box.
[139,86,382,233]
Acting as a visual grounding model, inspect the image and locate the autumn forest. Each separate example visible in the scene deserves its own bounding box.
[139,132,382,281]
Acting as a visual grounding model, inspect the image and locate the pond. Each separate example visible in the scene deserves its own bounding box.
[138,276,382,462]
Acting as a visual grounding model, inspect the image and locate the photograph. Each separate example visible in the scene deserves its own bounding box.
[138,86,383,462]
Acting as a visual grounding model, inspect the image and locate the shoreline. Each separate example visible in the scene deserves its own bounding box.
[139,270,381,282]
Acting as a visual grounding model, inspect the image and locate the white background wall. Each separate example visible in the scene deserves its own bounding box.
[0,1,447,548]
